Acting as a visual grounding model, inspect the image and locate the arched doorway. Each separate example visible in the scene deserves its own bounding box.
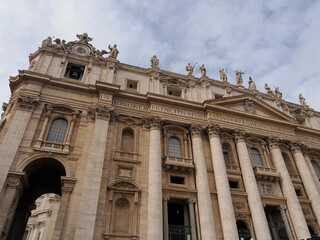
[6,158,66,240]
[237,220,251,240]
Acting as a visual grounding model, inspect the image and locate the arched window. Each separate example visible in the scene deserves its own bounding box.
[282,153,295,174]
[237,220,251,239]
[121,128,134,152]
[311,161,320,180]
[113,198,130,233]
[46,118,68,143]
[168,137,181,157]
[250,148,263,166]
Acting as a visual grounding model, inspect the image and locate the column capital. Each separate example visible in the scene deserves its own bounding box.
[142,115,163,131]
[207,123,222,138]
[233,129,247,143]
[267,136,281,150]
[87,104,117,121]
[17,94,39,111]
[190,124,204,138]
[289,140,303,154]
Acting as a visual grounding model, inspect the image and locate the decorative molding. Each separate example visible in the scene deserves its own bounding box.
[87,104,117,121]
[243,99,256,114]
[141,116,162,131]
[207,123,221,138]
[233,129,247,143]
[289,141,303,154]
[260,183,276,195]
[190,124,204,138]
[267,136,281,150]
[17,95,39,111]
[61,186,73,193]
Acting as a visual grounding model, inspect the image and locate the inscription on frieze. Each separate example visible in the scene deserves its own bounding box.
[209,113,294,135]
[100,93,112,101]
[151,104,206,119]
[112,99,149,111]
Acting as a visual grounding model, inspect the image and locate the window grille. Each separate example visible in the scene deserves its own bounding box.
[168,137,181,157]
[312,161,320,180]
[250,148,263,166]
[46,118,68,143]
[223,151,230,164]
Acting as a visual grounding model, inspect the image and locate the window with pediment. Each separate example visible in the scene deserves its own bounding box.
[113,198,130,233]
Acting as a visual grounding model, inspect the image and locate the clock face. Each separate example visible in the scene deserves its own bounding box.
[72,44,90,56]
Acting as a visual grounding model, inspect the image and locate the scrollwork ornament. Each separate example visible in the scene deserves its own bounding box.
[243,99,256,114]
[190,124,204,138]
[17,95,39,111]
[87,104,116,121]
[233,129,247,143]
[141,116,162,131]
[207,123,221,138]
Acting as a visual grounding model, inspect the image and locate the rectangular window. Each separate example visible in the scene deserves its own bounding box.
[126,80,138,91]
[64,63,85,80]
[170,176,185,185]
[295,189,302,196]
[167,88,181,97]
[223,151,230,164]
[229,180,239,189]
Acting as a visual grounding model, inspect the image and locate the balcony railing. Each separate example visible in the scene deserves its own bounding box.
[163,156,194,173]
[253,166,280,182]
[113,150,140,163]
[169,225,191,240]
[289,173,302,183]
[33,140,69,154]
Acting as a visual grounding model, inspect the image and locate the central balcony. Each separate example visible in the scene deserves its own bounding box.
[163,156,194,173]
[253,166,280,182]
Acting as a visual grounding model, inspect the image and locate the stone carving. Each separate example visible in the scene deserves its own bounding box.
[235,70,244,87]
[299,94,308,107]
[40,33,115,62]
[302,208,310,216]
[185,63,195,76]
[28,59,37,71]
[260,183,276,195]
[274,87,282,99]
[199,64,206,77]
[289,140,303,154]
[267,136,280,150]
[142,116,163,130]
[87,104,116,121]
[17,95,39,111]
[108,44,119,59]
[150,55,159,68]
[243,99,256,114]
[61,186,73,192]
[248,77,256,91]
[190,124,204,138]
[233,129,247,143]
[234,202,244,209]
[113,182,137,190]
[219,68,228,83]
[224,87,232,97]
[264,83,274,95]
[289,108,311,123]
[207,123,221,137]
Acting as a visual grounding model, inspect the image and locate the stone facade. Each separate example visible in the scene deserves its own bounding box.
[0,33,320,240]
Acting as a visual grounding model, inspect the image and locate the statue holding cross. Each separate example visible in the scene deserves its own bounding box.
[235,70,244,87]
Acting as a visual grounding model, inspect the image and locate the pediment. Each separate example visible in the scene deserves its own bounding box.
[204,94,297,124]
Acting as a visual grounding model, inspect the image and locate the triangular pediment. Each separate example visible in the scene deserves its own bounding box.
[204,94,297,124]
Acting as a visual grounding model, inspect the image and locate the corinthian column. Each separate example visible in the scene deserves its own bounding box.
[74,105,115,240]
[190,124,216,239]
[0,95,39,194]
[267,137,310,239]
[207,124,238,239]
[291,142,320,228]
[145,116,163,240]
[234,129,272,240]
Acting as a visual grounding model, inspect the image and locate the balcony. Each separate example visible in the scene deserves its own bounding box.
[163,156,194,173]
[113,150,140,163]
[169,225,192,240]
[33,140,69,154]
[253,166,280,182]
[226,164,241,174]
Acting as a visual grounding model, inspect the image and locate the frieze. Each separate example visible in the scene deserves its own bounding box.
[112,99,149,112]
[151,104,205,119]
[208,113,294,135]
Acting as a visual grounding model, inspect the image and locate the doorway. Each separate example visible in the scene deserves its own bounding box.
[265,206,289,240]
[168,200,191,240]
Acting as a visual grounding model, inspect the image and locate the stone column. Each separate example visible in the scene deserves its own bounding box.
[163,198,169,240]
[291,142,320,228]
[63,113,77,152]
[146,116,163,240]
[234,129,272,240]
[304,153,320,193]
[149,72,160,94]
[279,206,295,240]
[0,172,24,239]
[188,200,197,240]
[267,137,310,239]
[207,124,238,239]
[52,177,76,240]
[0,95,39,194]
[190,124,216,239]
[189,81,197,101]
[106,62,116,84]
[34,108,51,148]
[74,105,115,240]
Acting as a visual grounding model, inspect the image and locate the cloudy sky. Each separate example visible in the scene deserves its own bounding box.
[1,0,319,112]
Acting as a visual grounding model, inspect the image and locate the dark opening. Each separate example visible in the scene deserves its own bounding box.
[265,206,290,240]
[6,158,66,240]
[308,226,320,239]
[64,63,85,80]
[295,189,302,196]
[229,180,239,189]
[170,176,185,185]
[237,220,251,240]
[127,81,138,90]
[168,201,191,240]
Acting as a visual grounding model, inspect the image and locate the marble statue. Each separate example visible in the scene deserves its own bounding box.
[264,83,274,95]
[185,63,195,76]
[248,77,256,91]
[42,36,52,48]
[299,94,308,107]
[150,55,159,68]
[219,68,228,82]
[108,44,119,59]
[235,70,243,87]
[200,64,206,77]
[275,87,282,99]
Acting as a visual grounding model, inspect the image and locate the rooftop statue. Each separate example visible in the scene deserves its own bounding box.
[200,64,206,77]
[41,36,52,48]
[108,44,119,59]
[275,87,282,99]
[76,32,93,43]
[299,94,308,107]
[264,83,274,95]
[185,63,195,76]
[248,77,256,91]
[219,68,228,82]
[150,55,159,68]
[235,70,244,87]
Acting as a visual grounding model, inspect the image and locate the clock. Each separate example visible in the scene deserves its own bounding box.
[72,44,90,56]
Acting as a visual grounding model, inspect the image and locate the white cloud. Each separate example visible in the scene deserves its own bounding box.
[0,0,319,112]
